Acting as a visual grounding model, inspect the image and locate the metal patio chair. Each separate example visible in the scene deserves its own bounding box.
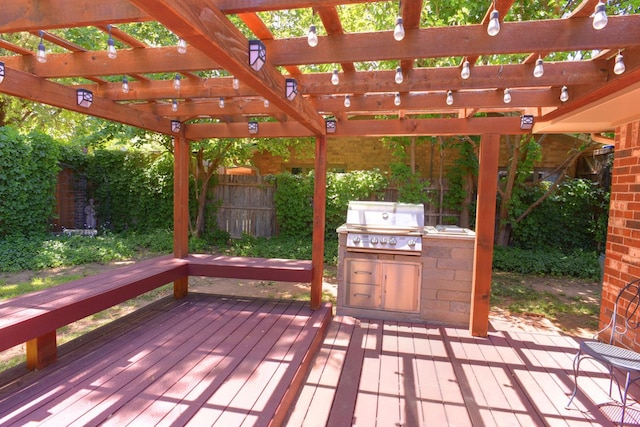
[567,278,640,426]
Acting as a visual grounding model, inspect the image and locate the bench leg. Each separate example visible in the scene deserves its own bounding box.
[174,276,188,299]
[26,331,57,370]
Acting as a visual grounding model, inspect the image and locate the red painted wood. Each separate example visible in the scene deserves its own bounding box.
[187,254,313,283]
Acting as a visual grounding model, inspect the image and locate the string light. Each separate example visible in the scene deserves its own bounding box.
[232,77,240,90]
[36,30,47,63]
[172,99,178,112]
[344,94,351,108]
[394,92,401,106]
[592,1,608,30]
[446,90,454,105]
[560,86,569,102]
[106,25,117,59]
[614,51,626,75]
[533,57,544,78]
[173,73,181,91]
[503,88,511,104]
[487,4,500,36]
[177,38,187,54]
[219,97,225,108]
[331,69,339,86]
[121,76,129,93]
[307,24,318,47]
[461,60,471,79]
[395,67,403,84]
[263,98,270,108]
[394,17,405,41]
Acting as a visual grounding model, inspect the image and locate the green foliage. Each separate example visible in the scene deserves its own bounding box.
[443,137,479,210]
[383,137,432,204]
[0,128,60,237]
[273,170,388,238]
[85,149,174,232]
[492,246,600,280]
[510,179,609,252]
[228,234,339,265]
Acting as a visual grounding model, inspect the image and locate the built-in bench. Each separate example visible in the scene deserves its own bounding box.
[0,254,314,370]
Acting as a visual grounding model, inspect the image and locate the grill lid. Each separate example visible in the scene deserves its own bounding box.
[346,201,424,231]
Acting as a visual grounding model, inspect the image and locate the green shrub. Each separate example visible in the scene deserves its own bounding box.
[228,234,338,265]
[510,179,609,252]
[273,170,387,238]
[492,246,599,280]
[0,128,60,237]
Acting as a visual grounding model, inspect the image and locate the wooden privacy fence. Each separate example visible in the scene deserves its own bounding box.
[211,175,277,238]
[211,175,461,238]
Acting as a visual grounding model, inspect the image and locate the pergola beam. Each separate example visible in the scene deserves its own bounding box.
[0,67,169,133]
[268,16,640,65]
[184,116,528,139]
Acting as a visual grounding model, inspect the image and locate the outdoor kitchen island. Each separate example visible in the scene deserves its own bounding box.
[336,202,476,326]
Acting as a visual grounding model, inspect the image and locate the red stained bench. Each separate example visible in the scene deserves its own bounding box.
[0,254,313,370]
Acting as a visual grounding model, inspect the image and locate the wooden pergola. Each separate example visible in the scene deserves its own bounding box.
[1,0,639,337]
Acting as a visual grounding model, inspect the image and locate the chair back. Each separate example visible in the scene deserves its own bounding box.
[602,278,640,346]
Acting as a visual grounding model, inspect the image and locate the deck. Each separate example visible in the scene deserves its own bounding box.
[1,294,640,426]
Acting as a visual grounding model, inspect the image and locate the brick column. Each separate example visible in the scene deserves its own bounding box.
[602,121,640,348]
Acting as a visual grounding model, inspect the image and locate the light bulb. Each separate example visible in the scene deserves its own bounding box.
[344,94,351,108]
[219,97,225,108]
[172,99,178,112]
[263,98,269,108]
[394,92,401,106]
[446,90,454,106]
[107,38,117,59]
[36,31,46,63]
[307,24,318,47]
[36,42,47,63]
[560,86,569,102]
[122,76,129,94]
[461,60,470,79]
[614,52,626,75]
[394,17,405,41]
[533,58,544,78]
[487,9,500,36]
[173,74,181,91]
[331,69,339,86]
[232,77,239,90]
[177,38,187,54]
[395,67,403,84]
[503,88,511,104]
[592,2,608,30]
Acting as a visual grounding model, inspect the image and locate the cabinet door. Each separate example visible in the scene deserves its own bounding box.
[382,262,420,312]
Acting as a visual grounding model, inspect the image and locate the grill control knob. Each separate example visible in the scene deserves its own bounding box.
[352,236,361,244]
[389,237,397,245]
[370,237,379,244]
[380,237,388,244]
[408,239,416,247]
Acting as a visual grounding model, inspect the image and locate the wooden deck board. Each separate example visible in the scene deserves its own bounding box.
[0,294,331,427]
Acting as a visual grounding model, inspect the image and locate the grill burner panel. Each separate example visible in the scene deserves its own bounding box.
[344,201,424,255]
[346,232,422,255]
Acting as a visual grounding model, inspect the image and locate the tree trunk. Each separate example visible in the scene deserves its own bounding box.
[496,134,521,246]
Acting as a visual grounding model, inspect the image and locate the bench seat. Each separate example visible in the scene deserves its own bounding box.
[0,254,314,370]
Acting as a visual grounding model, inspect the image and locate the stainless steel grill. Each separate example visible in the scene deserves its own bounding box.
[343,201,424,255]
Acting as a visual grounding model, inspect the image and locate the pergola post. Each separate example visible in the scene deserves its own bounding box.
[311,135,327,309]
[469,133,500,337]
[173,134,190,298]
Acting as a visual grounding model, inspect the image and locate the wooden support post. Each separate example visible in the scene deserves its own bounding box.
[311,135,327,310]
[470,133,500,337]
[173,135,190,298]
[26,331,57,370]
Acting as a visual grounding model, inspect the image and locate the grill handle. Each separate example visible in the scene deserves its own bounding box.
[353,270,372,275]
[352,293,371,298]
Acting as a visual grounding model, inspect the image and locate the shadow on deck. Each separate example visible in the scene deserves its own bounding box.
[2,294,640,426]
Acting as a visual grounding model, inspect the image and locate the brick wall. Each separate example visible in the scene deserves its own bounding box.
[253,134,587,179]
[601,120,640,349]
